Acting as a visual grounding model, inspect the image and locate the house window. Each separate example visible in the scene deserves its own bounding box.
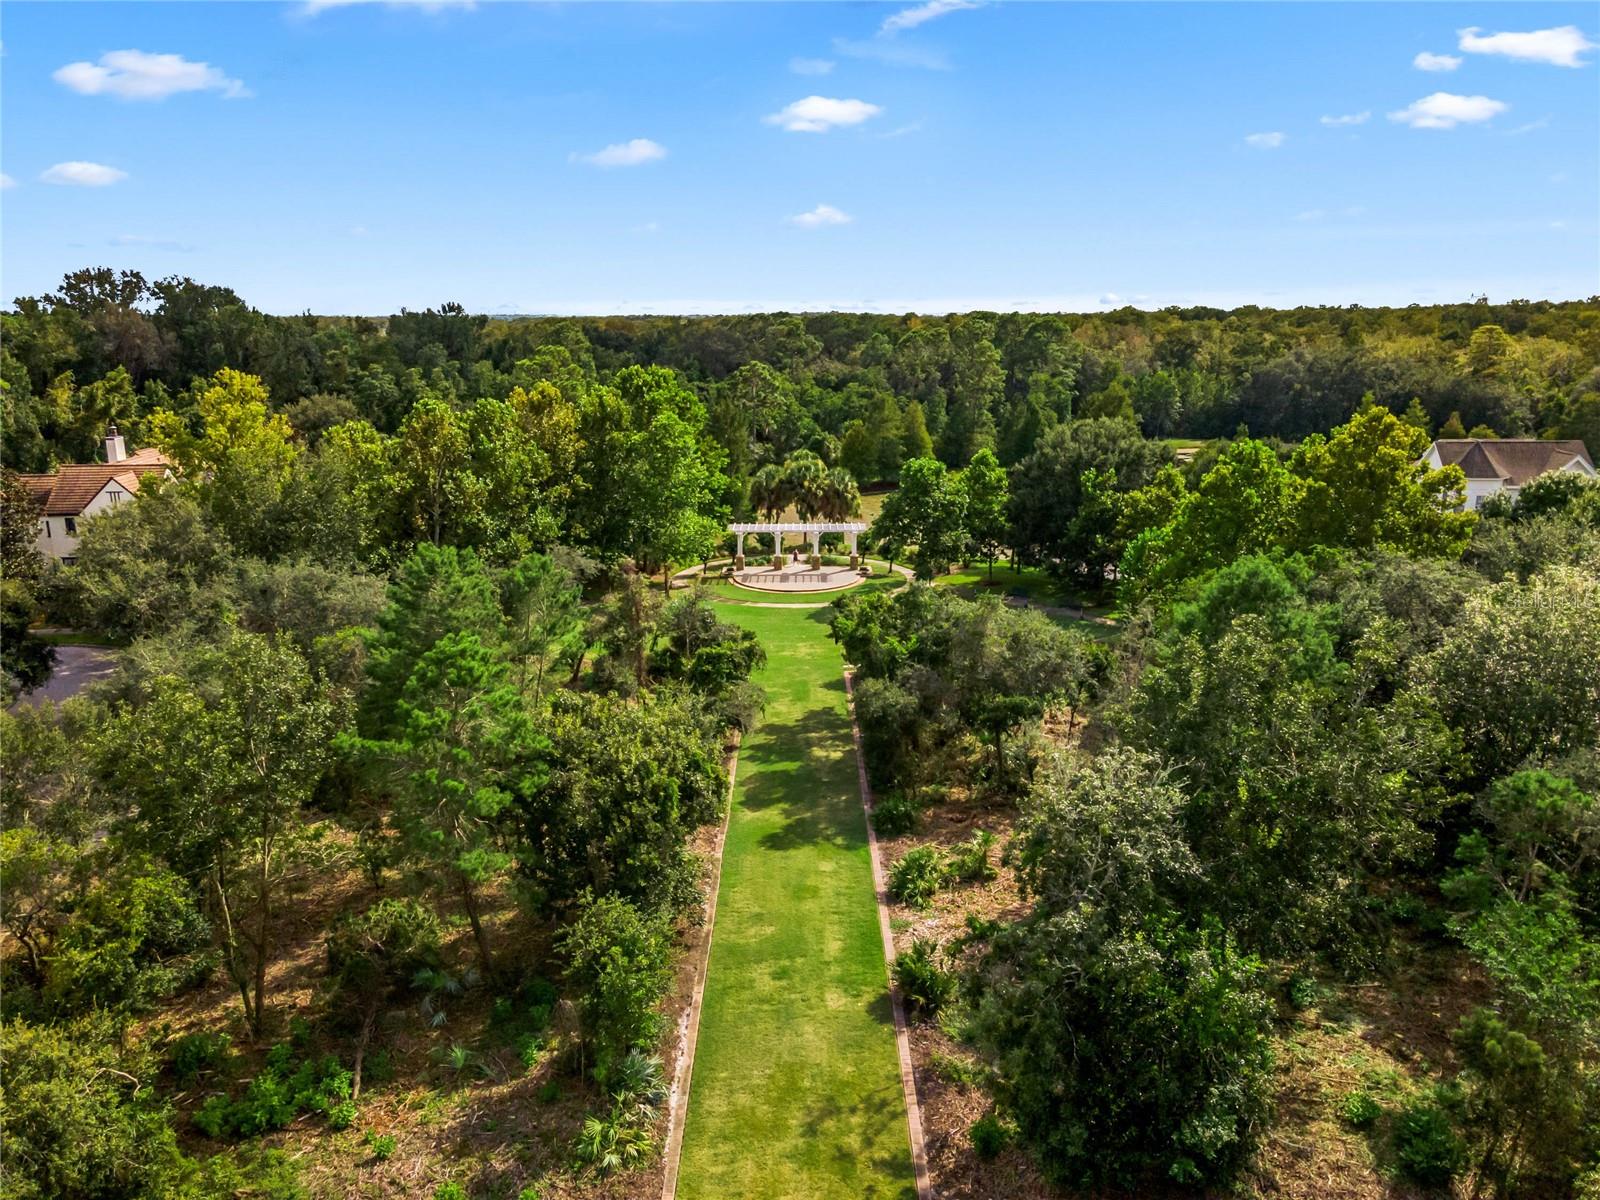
[64,517,78,534]
[62,556,77,566]
[43,520,51,537]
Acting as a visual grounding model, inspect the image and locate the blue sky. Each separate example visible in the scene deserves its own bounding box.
[2,1,1596,315]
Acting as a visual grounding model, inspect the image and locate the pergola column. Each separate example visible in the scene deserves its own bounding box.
[735,530,746,569]
[849,529,860,569]
[809,526,820,566]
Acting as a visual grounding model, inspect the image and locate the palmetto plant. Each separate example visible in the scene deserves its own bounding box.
[413,964,480,1028]
[609,1049,667,1120]
[574,1109,657,1175]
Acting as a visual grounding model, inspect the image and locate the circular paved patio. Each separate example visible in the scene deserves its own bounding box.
[726,562,870,593]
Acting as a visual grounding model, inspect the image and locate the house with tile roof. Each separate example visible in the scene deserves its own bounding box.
[15,427,172,563]
[1424,438,1594,511]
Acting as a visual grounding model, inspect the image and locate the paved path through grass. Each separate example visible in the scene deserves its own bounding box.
[676,603,916,1200]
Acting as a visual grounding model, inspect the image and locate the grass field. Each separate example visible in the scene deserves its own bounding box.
[932,562,1068,604]
[677,602,915,1200]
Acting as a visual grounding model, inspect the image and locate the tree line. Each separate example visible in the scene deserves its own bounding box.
[6,268,1598,488]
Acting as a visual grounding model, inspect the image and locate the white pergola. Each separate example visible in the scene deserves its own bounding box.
[729,521,869,567]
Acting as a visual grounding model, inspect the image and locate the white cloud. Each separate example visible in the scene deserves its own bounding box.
[571,138,667,167]
[789,57,835,76]
[1506,116,1551,136]
[765,96,883,133]
[40,161,128,186]
[0,173,14,190]
[1319,111,1371,126]
[1458,25,1596,68]
[788,204,853,229]
[1413,51,1462,72]
[1388,92,1508,129]
[351,225,370,237]
[1245,131,1285,149]
[1296,209,1327,222]
[880,0,979,36]
[53,50,248,101]
[879,122,923,139]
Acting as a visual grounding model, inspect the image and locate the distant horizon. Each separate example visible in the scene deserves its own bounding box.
[4,2,1597,313]
[10,277,1600,321]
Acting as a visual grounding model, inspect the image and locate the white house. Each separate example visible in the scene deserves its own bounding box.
[1423,438,1594,510]
[16,427,172,563]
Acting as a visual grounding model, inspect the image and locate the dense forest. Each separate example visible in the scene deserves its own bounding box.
[3,270,1600,1200]
[6,269,1599,489]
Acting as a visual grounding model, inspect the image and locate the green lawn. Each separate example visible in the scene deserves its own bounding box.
[29,630,122,647]
[677,602,915,1200]
[932,562,1068,604]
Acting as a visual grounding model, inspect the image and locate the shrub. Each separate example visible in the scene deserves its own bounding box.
[852,677,923,790]
[41,863,212,1016]
[513,693,724,915]
[930,1050,987,1088]
[1393,1098,1466,1188]
[433,1184,467,1200]
[559,894,674,1084]
[192,1052,353,1138]
[1,1018,203,1200]
[872,791,920,837]
[170,1030,232,1082]
[1287,973,1324,1011]
[195,1146,307,1199]
[1338,1090,1382,1129]
[228,1071,298,1136]
[889,846,949,908]
[970,1112,1013,1160]
[365,1131,397,1161]
[971,916,1274,1189]
[892,939,957,1018]
[949,830,998,883]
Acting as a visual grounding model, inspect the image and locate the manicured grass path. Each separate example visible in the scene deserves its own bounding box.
[677,602,916,1200]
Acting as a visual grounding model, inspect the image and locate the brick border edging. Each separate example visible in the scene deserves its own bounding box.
[660,732,740,1200]
[844,669,936,1200]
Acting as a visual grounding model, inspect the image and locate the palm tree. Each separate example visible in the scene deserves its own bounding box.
[784,451,828,522]
[749,463,787,520]
[818,467,861,522]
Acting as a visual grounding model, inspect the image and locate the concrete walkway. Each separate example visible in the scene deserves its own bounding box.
[728,563,868,594]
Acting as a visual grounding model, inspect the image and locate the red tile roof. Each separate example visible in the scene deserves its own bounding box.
[15,448,171,517]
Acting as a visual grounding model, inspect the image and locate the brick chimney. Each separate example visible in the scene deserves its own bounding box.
[104,423,128,464]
